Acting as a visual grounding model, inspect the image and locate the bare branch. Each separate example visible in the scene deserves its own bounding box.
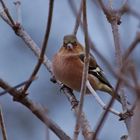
[0,105,8,140]
[123,31,140,61]
[86,80,120,116]
[73,1,83,35]
[0,9,13,26]
[73,0,90,139]
[61,86,96,140]
[129,97,140,140]
[22,0,54,94]
[97,0,131,132]
[0,77,37,96]
[0,0,15,26]
[0,78,72,140]
[0,3,93,139]
[14,0,22,24]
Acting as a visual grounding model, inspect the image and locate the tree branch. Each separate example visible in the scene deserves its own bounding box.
[22,0,54,94]
[0,105,8,140]
[73,1,90,140]
[0,78,72,140]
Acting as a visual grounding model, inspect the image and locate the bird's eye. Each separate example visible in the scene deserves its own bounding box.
[70,41,77,46]
[63,42,67,47]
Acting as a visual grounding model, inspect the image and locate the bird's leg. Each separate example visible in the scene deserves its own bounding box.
[50,75,57,83]
[60,84,73,93]
[86,80,120,116]
[60,84,78,109]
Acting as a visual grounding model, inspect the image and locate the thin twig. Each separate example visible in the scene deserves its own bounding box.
[69,1,135,91]
[0,9,13,26]
[0,4,93,139]
[0,77,37,96]
[92,93,116,140]
[14,0,22,24]
[86,81,120,116]
[0,0,15,26]
[73,0,90,140]
[0,78,72,140]
[0,105,8,140]
[0,1,52,74]
[68,0,80,35]
[73,1,83,35]
[123,31,140,61]
[111,18,130,127]
[61,86,95,140]
[92,0,131,139]
[121,4,140,20]
[0,1,95,140]
[22,0,54,94]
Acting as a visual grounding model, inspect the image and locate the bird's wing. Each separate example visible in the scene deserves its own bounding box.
[79,53,112,88]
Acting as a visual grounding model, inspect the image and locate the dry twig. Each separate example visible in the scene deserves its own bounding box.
[0,78,72,140]
[14,0,22,24]
[0,1,93,139]
[22,0,54,94]
[92,0,133,139]
[73,1,90,140]
[0,105,8,140]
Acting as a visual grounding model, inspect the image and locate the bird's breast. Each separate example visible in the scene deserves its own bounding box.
[52,54,83,91]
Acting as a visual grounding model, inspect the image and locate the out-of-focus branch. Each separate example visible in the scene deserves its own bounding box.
[0,11,52,73]
[69,0,134,91]
[22,0,54,94]
[0,78,72,140]
[61,86,97,140]
[0,105,8,140]
[98,0,122,65]
[119,4,140,20]
[0,0,15,26]
[129,95,140,140]
[86,81,120,116]
[14,0,22,24]
[0,78,37,96]
[0,2,93,139]
[73,1,90,140]
[123,31,140,61]
[72,1,83,35]
[68,1,135,139]
[97,0,131,132]
[0,9,13,26]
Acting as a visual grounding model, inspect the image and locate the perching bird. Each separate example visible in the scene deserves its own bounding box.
[52,34,121,103]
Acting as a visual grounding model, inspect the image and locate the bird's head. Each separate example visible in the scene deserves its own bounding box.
[63,34,77,49]
[61,34,83,53]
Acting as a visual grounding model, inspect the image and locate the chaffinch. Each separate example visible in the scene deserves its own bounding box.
[52,34,121,103]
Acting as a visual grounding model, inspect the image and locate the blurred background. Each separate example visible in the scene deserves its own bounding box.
[0,0,140,140]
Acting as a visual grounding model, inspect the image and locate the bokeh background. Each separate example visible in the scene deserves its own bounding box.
[0,0,140,140]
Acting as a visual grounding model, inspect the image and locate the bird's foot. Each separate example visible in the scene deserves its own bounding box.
[50,76,57,83]
[71,100,79,109]
[119,110,133,121]
[60,84,73,93]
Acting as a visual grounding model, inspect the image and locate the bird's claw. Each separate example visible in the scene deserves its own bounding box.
[119,110,133,121]
[60,84,73,93]
[50,76,57,83]
[71,100,79,110]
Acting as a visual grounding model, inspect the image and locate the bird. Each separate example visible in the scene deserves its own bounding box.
[52,34,121,103]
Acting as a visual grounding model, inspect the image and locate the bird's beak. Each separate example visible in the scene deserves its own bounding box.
[67,43,73,49]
